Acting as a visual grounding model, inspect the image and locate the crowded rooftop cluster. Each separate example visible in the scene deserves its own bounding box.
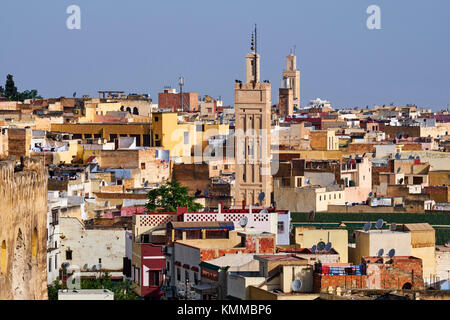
[1,45,450,301]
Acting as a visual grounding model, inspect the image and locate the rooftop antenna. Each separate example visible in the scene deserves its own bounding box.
[291,279,302,292]
[293,45,296,55]
[250,24,258,86]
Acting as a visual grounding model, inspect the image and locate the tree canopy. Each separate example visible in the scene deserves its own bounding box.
[0,74,42,101]
[145,180,203,213]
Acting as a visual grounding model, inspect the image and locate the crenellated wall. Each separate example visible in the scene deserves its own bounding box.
[0,157,48,300]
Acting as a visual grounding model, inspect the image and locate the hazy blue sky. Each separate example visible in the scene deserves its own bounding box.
[0,0,449,110]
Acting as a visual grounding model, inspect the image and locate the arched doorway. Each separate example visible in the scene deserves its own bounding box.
[402,282,412,290]
[12,229,31,300]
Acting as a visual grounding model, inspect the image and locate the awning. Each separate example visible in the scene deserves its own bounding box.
[192,283,217,293]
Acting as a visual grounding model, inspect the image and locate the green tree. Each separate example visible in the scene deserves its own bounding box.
[146,180,203,212]
[4,74,18,101]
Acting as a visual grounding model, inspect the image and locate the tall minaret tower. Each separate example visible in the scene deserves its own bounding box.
[282,49,301,108]
[234,25,272,207]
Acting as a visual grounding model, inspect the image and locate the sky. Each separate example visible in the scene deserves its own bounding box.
[0,0,449,110]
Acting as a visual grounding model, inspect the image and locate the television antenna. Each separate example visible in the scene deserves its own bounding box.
[239,217,248,228]
[388,249,396,259]
[291,279,302,292]
[363,222,372,232]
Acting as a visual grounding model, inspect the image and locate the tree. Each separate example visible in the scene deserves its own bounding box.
[146,180,203,212]
[0,85,4,97]
[4,74,18,100]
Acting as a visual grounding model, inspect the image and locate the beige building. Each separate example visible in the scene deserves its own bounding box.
[310,130,340,151]
[402,223,436,285]
[350,229,411,265]
[293,227,349,263]
[235,47,272,207]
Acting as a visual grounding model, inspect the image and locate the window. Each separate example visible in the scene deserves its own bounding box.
[154,116,159,122]
[49,257,52,272]
[117,179,123,185]
[150,271,160,286]
[334,194,336,199]
[278,221,285,233]
[339,193,341,199]
[319,196,321,201]
[155,134,159,140]
[184,132,189,145]
[141,162,146,170]
[194,272,199,285]
[136,268,140,285]
[185,270,190,282]
[166,261,170,272]
[55,254,58,270]
[66,250,72,260]
[98,258,102,264]
[177,268,181,281]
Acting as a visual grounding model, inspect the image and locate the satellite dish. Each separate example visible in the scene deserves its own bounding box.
[390,223,397,231]
[105,201,109,207]
[397,167,401,173]
[144,181,149,187]
[388,249,396,259]
[83,264,88,271]
[92,265,97,271]
[239,217,248,228]
[308,210,315,221]
[377,248,384,257]
[97,264,102,270]
[325,242,332,252]
[258,192,266,202]
[291,279,302,292]
[311,245,317,253]
[395,153,401,160]
[375,219,384,229]
[368,192,373,197]
[317,241,326,251]
[260,209,268,214]
[363,222,372,232]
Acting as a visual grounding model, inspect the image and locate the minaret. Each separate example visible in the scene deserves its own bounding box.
[282,50,301,108]
[234,25,272,207]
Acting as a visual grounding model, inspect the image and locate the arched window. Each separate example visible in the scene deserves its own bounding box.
[133,107,139,115]
[126,107,132,113]
[1,240,6,272]
[32,228,38,259]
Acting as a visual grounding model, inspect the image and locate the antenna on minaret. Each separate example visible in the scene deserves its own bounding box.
[293,45,296,55]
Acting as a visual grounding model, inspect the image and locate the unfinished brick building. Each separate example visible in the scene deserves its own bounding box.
[0,157,48,299]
